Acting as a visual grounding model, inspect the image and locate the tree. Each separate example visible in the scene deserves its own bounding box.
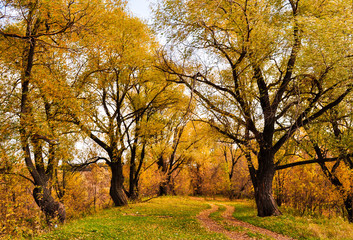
[125,73,186,199]
[68,5,172,205]
[156,119,192,195]
[219,142,246,199]
[0,0,94,222]
[148,99,196,196]
[296,106,353,222]
[155,0,353,216]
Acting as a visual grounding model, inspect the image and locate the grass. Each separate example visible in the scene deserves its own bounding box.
[32,196,228,240]
[9,196,353,240]
[230,200,353,240]
[209,204,226,221]
[209,203,272,240]
[246,231,272,240]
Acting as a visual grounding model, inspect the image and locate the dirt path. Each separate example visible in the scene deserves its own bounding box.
[221,204,294,240]
[197,202,295,240]
[197,203,250,240]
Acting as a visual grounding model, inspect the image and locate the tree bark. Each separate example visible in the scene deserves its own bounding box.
[128,138,139,200]
[159,180,168,196]
[344,195,353,223]
[158,155,169,196]
[254,149,282,217]
[19,34,67,223]
[129,157,138,199]
[33,185,66,223]
[109,160,128,206]
[30,139,67,223]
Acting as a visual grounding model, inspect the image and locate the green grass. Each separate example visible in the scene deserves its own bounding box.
[230,200,353,240]
[209,204,226,221]
[33,197,228,240]
[10,197,353,240]
[245,231,272,240]
[209,203,272,240]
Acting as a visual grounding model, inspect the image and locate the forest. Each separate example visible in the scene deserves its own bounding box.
[1,0,353,238]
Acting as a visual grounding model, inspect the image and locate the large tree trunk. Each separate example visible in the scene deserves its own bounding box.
[30,139,66,223]
[254,149,281,217]
[33,185,66,223]
[109,160,128,206]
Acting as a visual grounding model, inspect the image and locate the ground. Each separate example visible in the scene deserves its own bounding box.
[197,202,294,240]
[31,196,353,240]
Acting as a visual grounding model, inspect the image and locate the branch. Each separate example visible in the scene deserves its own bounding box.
[254,66,271,118]
[0,172,35,184]
[271,7,301,111]
[275,157,344,170]
[68,156,110,171]
[32,133,59,145]
[196,119,246,145]
[273,84,353,153]
[71,114,111,153]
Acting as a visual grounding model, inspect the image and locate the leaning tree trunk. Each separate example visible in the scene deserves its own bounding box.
[33,184,66,223]
[31,140,66,223]
[18,16,67,224]
[109,160,128,206]
[254,149,282,217]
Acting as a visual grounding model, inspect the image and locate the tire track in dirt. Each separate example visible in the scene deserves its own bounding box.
[197,203,251,240]
[220,204,295,240]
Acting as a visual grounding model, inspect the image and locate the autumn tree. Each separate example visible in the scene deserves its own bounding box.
[155,0,353,216]
[219,142,248,199]
[0,0,96,222]
[125,71,186,199]
[149,96,204,196]
[156,119,196,195]
[293,105,353,222]
[68,5,175,205]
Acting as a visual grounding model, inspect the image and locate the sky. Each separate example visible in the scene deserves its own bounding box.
[127,0,156,22]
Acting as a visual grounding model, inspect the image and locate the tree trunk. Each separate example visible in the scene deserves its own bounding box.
[129,180,139,200]
[158,155,169,196]
[109,161,128,206]
[129,138,139,200]
[129,158,138,200]
[159,180,168,196]
[344,195,353,223]
[254,150,282,217]
[275,171,284,207]
[193,164,202,196]
[33,185,66,223]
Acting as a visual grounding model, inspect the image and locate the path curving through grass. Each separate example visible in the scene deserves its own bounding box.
[197,200,296,240]
[197,203,250,240]
[220,204,294,240]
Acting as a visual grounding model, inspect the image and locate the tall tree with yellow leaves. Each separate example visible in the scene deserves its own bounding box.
[294,104,353,222]
[155,0,353,216]
[68,5,174,205]
[0,0,96,222]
